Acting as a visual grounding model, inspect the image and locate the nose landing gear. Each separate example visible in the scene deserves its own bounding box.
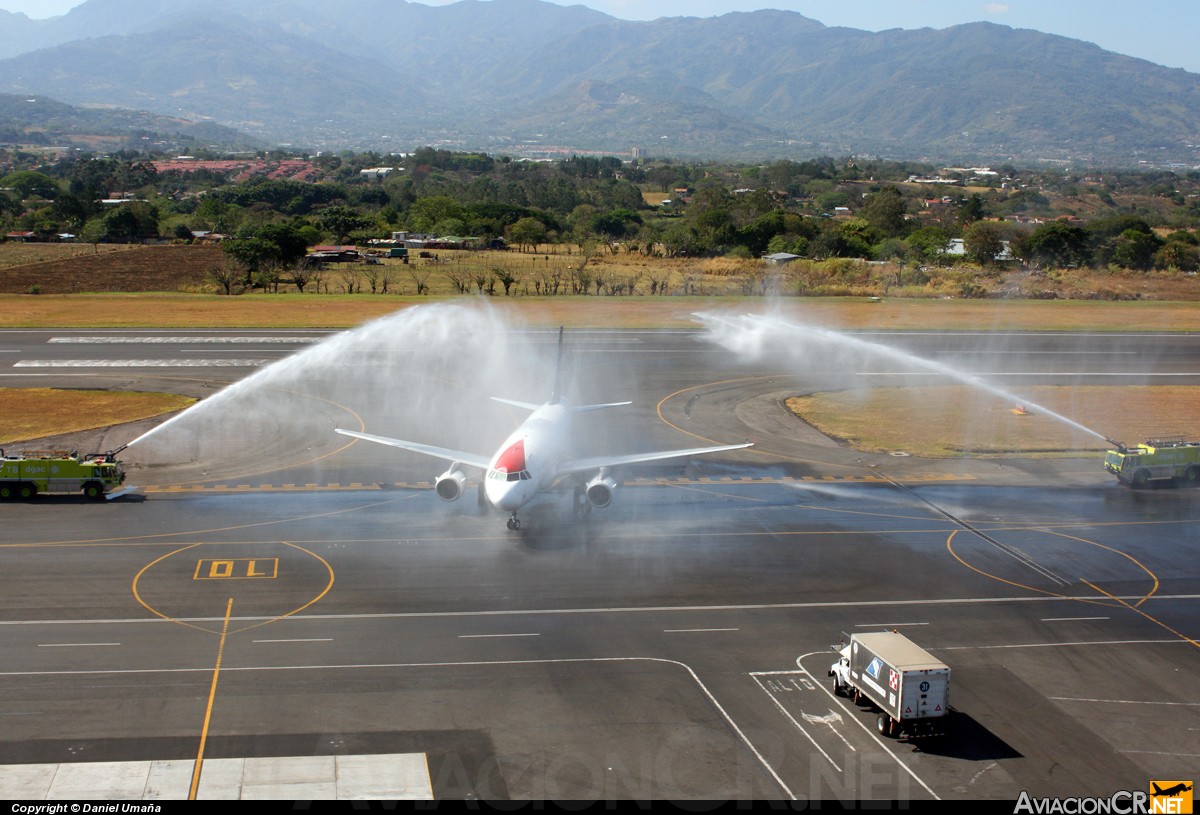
[506,512,521,531]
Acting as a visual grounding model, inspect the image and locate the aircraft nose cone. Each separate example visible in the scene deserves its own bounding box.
[486,482,521,511]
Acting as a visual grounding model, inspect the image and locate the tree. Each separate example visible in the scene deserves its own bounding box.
[905,225,951,264]
[957,193,986,227]
[507,217,546,252]
[222,237,278,279]
[591,209,641,241]
[492,266,518,295]
[254,222,310,267]
[1,170,58,200]
[209,258,245,295]
[963,221,1010,267]
[659,223,702,258]
[861,186,908,238]
[318,205,372,243]
[1111,228,1162,271]
[1025,221,1092,268]
[1155,241,1200,272]
[407,196,467,233]
[101,202,158,243]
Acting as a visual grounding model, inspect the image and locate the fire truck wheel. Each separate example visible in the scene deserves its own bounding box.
[1132,469,1150,489]
[18,482,36,499]
[83,481,104,500]
[0,484,12,500]
[1186,466,1200,486]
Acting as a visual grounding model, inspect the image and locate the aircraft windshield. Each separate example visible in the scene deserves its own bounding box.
[489,469,531,482]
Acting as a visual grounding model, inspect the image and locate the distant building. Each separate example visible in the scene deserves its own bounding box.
[359,167,397,179]
[942,238,1014,261]
[764,252,801,265]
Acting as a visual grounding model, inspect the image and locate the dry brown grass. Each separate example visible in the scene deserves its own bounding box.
[0,388,196,445]
[2,292,1198,332]
[788,386,1200,457]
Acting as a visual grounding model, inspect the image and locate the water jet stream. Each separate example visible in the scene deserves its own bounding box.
[696,312,1109,443]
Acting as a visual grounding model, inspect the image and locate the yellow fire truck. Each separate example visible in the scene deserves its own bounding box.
[1103,437,1200,488]
[0,447,127,500]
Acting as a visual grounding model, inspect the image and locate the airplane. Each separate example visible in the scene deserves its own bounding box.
[335,327,752,531]
[1151,783,1192,797]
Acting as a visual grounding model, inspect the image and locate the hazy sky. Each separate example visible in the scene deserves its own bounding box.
[2,0,1197,73]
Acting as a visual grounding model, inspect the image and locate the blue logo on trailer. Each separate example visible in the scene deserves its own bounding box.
[920,681,930,692]
[866,657,884,680]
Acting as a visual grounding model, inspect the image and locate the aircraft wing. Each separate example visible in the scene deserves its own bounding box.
[334,429,492,470]
[559,442,752,475]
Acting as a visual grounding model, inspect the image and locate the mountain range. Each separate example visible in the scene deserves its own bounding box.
[0,0,1197,164]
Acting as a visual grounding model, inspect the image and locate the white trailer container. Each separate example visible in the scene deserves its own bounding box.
[829,631,951,738]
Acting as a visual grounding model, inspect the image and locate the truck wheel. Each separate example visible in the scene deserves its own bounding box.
[832,677,844,697]
[18,482,36,499]
[83,481,104,500]
[877,713,896,738]
[1131,469,1150,489]
[0,484,12,500]
[1186,466,1200,487]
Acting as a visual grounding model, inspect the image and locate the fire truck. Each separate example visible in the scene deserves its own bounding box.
[0,447,128,500]
[1103,437,1200,488]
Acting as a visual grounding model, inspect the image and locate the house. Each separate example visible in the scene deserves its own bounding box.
[764,252,801,265]
[308,245,360,263]
[942,238,1014,261]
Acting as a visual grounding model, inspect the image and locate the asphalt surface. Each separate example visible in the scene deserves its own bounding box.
[1,319,1198,802]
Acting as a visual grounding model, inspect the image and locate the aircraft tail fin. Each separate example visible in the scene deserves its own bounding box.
[549,326,565,404]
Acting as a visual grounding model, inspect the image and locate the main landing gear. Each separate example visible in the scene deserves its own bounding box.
[506,512,521,531]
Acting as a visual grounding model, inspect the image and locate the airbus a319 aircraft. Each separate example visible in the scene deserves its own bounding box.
[336,328,752,530]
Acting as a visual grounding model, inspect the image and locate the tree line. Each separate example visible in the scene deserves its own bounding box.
[2,148,1199,283]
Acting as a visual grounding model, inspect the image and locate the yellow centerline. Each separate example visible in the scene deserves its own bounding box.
[190,596,233,800]
[1081,579,1200,650]
[946,528,1196,652]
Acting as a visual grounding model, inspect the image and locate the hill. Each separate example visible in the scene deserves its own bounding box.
[0,92,262,152]
[0,0,1197,163]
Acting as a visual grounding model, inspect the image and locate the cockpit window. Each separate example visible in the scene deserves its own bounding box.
[490,469,531,481]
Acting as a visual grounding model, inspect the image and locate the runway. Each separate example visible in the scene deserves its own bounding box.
[1,318,1198,801]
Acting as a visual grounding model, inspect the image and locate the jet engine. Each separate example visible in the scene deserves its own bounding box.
[584,470,617,508]
[434,468,467,502]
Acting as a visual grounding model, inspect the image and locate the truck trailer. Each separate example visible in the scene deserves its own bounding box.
[0,448,127,500]
[829,631,951,738]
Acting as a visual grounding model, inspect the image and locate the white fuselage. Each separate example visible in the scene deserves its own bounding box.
[484,403,570,512]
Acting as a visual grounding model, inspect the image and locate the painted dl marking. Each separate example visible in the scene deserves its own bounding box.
[195,558,279,580]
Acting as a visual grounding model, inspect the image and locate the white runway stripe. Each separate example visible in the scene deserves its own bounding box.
[50,336,322,344]
[15,359,272,368]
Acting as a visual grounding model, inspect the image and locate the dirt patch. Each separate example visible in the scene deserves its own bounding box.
[0,244,222,294]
